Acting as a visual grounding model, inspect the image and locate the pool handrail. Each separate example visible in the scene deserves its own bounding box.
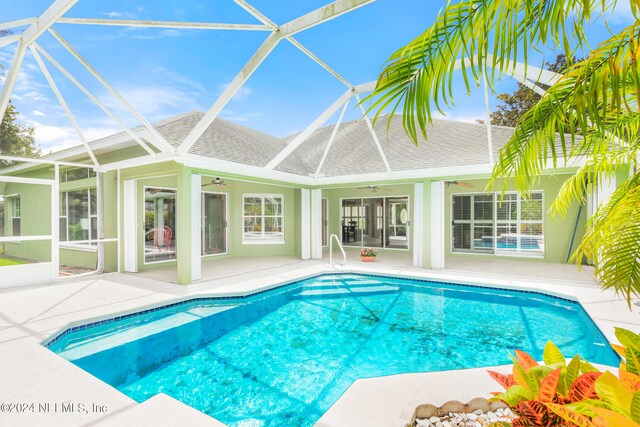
[329,234,346,267]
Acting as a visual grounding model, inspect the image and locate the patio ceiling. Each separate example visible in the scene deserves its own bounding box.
[0,0,561,181]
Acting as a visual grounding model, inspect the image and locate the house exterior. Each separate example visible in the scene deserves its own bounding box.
[0,111,622,287]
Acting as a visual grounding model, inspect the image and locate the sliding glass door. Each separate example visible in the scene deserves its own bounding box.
[202,193,227,256]
[385,197,409,249]
[341,196,410,250]
[451,193,544,256]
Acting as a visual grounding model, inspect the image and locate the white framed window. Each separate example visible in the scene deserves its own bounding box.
[242,194,284,244]
[6,195,20,237]
[59,188,98,249]
[451,191,544,256]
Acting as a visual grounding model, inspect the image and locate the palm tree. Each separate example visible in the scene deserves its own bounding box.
[368,0,640,303]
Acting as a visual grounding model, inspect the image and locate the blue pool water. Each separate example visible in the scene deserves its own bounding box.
[47,274,618,426]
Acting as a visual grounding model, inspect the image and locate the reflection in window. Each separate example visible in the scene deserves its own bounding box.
[452,192,544,255]
[144,188,177,263]
[243,195,284,243]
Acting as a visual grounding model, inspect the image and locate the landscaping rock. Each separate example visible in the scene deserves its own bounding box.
[407,397,515,427]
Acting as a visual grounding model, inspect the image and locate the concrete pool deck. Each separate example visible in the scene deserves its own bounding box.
[0,259,637,426]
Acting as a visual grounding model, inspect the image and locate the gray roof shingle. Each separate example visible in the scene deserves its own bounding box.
[87,110,522,177]
[278,114,514,176]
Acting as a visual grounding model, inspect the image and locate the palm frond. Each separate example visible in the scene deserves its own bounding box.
[572,173,640,305]
[366,0,607,142]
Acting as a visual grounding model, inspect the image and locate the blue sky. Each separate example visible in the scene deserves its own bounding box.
[0,0,636,154]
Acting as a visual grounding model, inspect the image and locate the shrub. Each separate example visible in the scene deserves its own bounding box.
[488,329,640,427]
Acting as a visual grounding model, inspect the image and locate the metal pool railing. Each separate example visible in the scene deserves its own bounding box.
[329,234,346,267]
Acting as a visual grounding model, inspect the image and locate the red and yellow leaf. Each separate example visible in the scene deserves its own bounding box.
[571,372,602,401]
[538,368,562,403]
[592,407,640,427]
[546,402,597,427]
[620,368,640,392]
[614,343,628,358]
[516,400,551,426]
[489,370,517,389]
[516,349,539,371]
[514,362,530,388]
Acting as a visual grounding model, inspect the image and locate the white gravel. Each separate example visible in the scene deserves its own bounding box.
[415,408,515,427]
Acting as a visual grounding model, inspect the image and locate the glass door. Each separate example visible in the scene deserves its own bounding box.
[341,199,364,246]
[144,188,176,263]
[385,197,409,249]
[362,197,384,248]
[202,193,227,256]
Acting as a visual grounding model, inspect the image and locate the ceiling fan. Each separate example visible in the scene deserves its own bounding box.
[357,185,392,193]
[202,177,239,189]
[444,180,474,189]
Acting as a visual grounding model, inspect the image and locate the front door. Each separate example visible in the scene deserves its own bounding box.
[202,193,227,256]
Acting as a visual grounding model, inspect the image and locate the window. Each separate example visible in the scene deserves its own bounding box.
[451,192,544,256]
[243,195,284,244]
[61,167,96,183]
[7,196,20,237]
[60,189,98,246]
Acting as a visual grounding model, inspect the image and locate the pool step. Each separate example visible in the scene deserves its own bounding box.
[294,285,399,298]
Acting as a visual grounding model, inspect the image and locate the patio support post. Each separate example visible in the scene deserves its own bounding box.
[190,173,202,282]
[412,182,424,268]
[301,188,311,260]
[430,181,445,269]
[596,173,617,209]
[176,166,194,285]
[421,179,432,269]
[310,189,323,259]
[51,164,60,282]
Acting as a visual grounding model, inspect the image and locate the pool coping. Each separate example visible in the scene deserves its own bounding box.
[0,263,637,427]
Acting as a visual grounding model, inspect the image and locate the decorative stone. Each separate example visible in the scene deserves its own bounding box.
[408,397,515,427]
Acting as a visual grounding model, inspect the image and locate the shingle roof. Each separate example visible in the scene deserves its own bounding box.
[88,110,519,177]
[277,114,514,176]
[154,111,310,174]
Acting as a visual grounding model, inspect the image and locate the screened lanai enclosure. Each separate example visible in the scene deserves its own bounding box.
[0,0,620,289]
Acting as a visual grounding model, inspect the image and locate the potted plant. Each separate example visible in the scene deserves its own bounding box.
[360,247,378,262]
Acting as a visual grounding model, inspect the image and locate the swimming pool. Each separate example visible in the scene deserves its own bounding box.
[46,274,618,426]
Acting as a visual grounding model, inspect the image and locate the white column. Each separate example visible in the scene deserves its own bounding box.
[123,179,138,273]
[596,174,617,208]
[301,189,311,259]
[412,183,424,268]
[311,189,323,259]
[430,181,445,269]
[191,174,202,281]
[51,164,60,281]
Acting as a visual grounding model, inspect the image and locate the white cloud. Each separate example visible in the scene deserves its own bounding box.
[102,84,201,121]
[603,1,636,25]
[32,110,46,117]
[29,120,119,154]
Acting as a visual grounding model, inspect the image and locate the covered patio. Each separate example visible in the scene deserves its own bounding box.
[132,250,597,287]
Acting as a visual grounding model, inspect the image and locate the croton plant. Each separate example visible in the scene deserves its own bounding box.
[487,328,640,427]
